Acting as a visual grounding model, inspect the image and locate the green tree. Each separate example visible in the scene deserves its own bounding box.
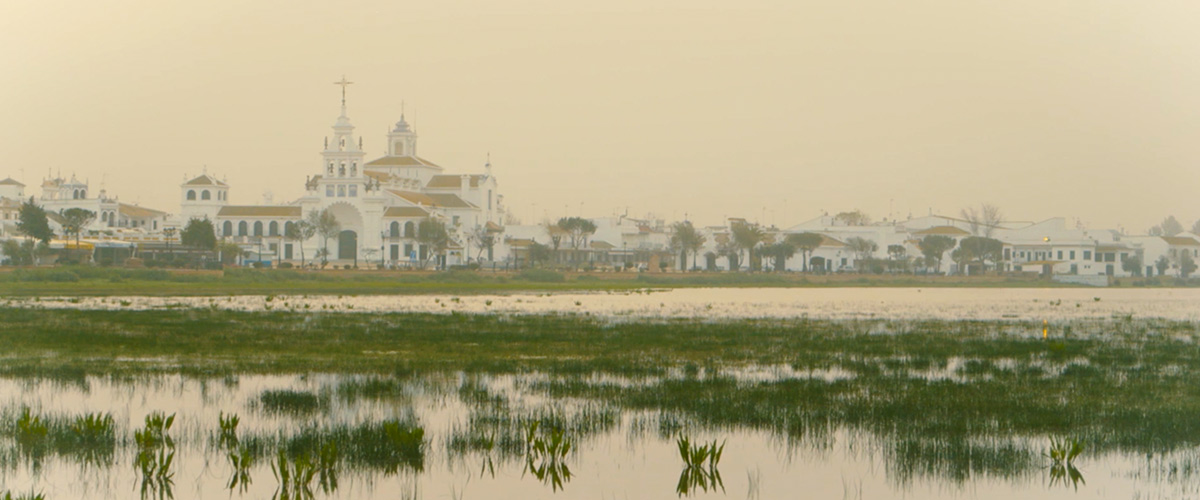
[762,241,797,272]
[887,244,907,272]
[730,221,766,271]
[670,221,707,271]
[1155,256,1170,276]
[556,217,597,266]
[1182,253,1197,278]
[2,239,28,266]
[954,236,1003,275]
[1121,253,1143,277]
[1160,216,1184,237]
[60,208,95,250]
[845,237,878,272]
[527,241,552,267]
[218,241,244,265]
[286,220,316,268]
[542,221,567,265]
[918,235,956,274]
[785,232,823,273]
[16,197,54,265]
[181,218,217,250]
[307,209,340,264]
[832,210,871,226]
[416,218,450,270]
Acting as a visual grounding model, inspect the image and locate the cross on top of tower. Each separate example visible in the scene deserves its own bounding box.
[334,75,354,107]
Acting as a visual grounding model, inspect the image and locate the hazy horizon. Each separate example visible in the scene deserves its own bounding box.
[3,0,1199,232]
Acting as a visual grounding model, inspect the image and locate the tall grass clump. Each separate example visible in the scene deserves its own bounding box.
[523,421,574,491]
[134,412,176,498]
[676,435,725,496]
[256,389,327,416]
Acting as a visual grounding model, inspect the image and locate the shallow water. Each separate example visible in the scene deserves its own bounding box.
[1,373,1197,500]
[12,287,1200,321]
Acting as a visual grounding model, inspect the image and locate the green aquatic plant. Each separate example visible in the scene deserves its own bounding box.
[1046,437,1086,490]
[523,421,574,491]
[227,444,256,493]
[14,408,48,452]
[1046,437,1084,466]
[218,411,240,451]
[257,389,326,416]
[271,449,316,500]
[676,435,725,496]
[134,412,176,500]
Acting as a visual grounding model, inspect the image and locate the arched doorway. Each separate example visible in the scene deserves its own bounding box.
[338,230,357,260]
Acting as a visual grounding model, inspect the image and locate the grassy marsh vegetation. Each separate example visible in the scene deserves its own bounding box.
[2,307,1200,494]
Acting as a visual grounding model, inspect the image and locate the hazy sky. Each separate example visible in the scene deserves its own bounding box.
[2,0,1198,232]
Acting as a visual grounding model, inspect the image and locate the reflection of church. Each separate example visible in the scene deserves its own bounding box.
[180,79,506,266]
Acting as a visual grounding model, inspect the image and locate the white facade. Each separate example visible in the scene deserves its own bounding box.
[195,88,509,267]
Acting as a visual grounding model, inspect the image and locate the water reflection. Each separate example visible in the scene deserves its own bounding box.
[522,422,574,492]
[134,412,175,500]
[675,436,724,497]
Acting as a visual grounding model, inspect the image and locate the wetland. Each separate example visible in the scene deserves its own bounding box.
[1,295,1200,498]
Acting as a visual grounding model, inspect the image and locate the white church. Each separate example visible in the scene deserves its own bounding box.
[180,79,507,267]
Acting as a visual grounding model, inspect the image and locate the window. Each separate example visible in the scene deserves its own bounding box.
[269,221,279,236]
[1070,250,1076,260]
[339,163,346,177]
[223,221,232,236]
[1083,251,1092,260]
[404,221,415,238]
[452,216,460,225]
[253,221,263,237]
[238,221,248,236]
[187,190,196,201]
[390,221,400,238]
[285,222,295,237]
[1057,251,1062,260]
[326,185,334,197]
[328,163,334,175]
[404,243,414,259]
[349,185,357,197]
[337,185,346,197]
[488,190,493,210]
[351,162,357,177]
[201,190,211,200]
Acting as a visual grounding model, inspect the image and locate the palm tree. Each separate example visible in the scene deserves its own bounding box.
[730,221,766,271]
[670,221,707,271]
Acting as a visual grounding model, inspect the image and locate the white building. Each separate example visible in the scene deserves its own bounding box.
[187,81,508,267]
